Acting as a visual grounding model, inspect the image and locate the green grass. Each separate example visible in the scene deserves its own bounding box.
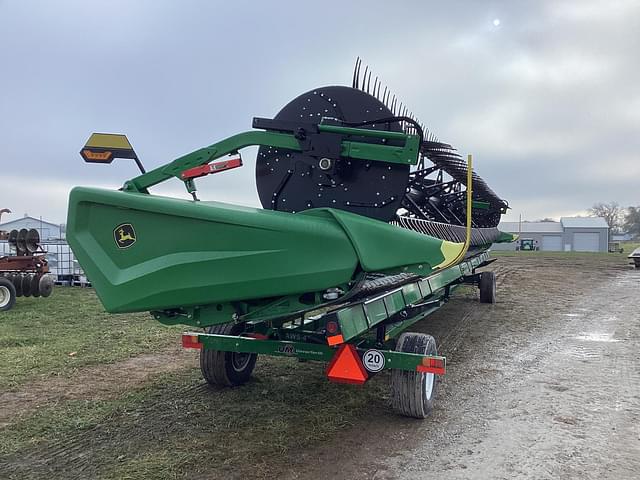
[620,240,640,254]
[0,287,181,389]
[492,240,639,258]
[492,249,629,259]
[0,359,389,479]
[0,287,388,479]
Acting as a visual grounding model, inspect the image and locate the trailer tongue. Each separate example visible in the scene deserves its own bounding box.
[67,64,514,418]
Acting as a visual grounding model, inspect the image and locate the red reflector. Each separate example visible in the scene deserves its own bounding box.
[180,157,242,180]
[181,334,203,349]
[416,356,446,375]
[326,320,339,335]
[327,334,344,346]
[326,344,368,385]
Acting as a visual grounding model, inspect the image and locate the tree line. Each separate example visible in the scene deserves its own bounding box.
[588,202,640,237]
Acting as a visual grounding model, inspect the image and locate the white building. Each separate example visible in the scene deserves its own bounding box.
[0,215,63,241]
[494,217,609,252]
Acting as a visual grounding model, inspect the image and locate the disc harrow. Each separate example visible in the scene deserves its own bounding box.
[0,227,54,311]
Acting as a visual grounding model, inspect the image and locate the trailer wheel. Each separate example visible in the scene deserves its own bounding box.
[391,332,438,419]
[479,271,496,304]
[200,323,257,387]
[0,277,17,311]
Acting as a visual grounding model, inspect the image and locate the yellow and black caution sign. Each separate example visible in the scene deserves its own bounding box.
[80,133,146,172]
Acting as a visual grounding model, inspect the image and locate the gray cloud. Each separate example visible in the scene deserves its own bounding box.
[0,0,638,224]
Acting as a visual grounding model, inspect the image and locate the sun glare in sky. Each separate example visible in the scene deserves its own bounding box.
[493,18,501,27]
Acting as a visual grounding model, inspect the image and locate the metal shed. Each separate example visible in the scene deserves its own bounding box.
[493,217,609,252]
[0,215,63,241]
[559,217,609,252]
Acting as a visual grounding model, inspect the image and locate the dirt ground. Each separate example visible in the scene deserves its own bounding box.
[1,253,639,479]
[286,254,640,480]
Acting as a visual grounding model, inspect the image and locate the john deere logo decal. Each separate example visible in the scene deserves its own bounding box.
[114,223,136,248]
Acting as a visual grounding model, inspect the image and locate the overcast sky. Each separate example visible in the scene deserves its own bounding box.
[1,0,638,225]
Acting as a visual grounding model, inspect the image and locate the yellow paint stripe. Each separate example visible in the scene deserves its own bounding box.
[434,240,465,268]
[434,154,474,270]
[85,133,133,150]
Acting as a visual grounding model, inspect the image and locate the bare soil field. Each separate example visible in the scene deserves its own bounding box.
[1,252,638,479]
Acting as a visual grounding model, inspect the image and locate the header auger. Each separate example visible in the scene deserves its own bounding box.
[67,62,514,418]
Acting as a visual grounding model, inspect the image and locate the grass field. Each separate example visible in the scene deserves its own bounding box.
[0,287,388,479]
[0,287,181,389]
[621,240,640,253]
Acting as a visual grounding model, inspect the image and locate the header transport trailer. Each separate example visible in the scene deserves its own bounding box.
[66,65,514,418]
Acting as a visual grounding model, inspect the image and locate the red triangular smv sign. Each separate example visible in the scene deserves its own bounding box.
[326,344,368,385]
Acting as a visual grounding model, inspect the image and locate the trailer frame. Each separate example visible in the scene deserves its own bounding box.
[182,250,495,393]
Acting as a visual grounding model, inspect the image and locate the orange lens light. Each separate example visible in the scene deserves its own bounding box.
[327,334,344,346]
[82,149,113,161]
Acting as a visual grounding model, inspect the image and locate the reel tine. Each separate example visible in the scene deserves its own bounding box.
[347,62,431,142]
[362,65,368,92]
[352,57,360,88]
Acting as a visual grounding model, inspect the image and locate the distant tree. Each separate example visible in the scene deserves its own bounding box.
[588,202,623,232]
[623,206,640,238]
[539,217,555,222]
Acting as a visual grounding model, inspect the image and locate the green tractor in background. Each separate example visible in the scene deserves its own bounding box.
[517,238,538,251]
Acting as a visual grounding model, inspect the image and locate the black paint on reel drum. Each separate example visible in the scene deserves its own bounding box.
[256,86,410,222]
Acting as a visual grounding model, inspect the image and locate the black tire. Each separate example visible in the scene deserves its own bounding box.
[7,274,18,297]
[479,271,496,304]
[0,277,17,311]
[12,274,23,297]
[200,323,257,387]
[390,332,438,419]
